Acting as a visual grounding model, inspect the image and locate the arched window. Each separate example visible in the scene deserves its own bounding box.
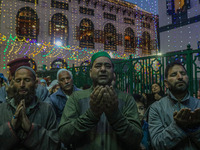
[124,28,135,53]
[167,0,190,15]
[16,7,39,42]
[142,32,151,55]
[50,13,68,46]
[51,58,67,69]
[174,0,186,13]
[104,23,117,51]
[79,19,94,48]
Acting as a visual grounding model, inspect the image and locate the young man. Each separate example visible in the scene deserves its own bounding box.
[58,51,142,150]
[149,62,200,150]
[48,69,81,124]
[0,66,60,149]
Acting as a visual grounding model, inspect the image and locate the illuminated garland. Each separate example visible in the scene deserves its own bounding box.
[1,34,140,70]
[0,0,159,75]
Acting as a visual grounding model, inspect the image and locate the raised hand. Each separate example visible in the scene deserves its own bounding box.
[102,85,118,116]
[90,86,105,117]
[11,100,23,130]
[190,108,200,128]
[173,108,191,129]
[21,100,31,132]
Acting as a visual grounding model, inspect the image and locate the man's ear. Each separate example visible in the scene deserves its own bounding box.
[164,79,169,89]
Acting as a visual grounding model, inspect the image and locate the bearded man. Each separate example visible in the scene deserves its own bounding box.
[0,66,60,150]
[0,57,49,103]
[58,51,142,150]
[149,62,200,150]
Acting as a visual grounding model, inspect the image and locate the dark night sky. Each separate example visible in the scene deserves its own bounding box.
[124,0,158,14]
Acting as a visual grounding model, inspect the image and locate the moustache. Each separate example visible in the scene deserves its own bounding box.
[18,88,28,92]
[64,83,70,87]
[175,81,186,85]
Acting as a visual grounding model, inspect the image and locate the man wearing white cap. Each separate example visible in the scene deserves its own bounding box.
[48,69,81,124]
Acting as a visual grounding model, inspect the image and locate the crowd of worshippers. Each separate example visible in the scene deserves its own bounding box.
[0,52,200,150]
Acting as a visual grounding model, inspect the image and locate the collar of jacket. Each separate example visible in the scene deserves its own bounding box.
[167,89,190,103]
[9,97,39,115]
[56,85,81,97]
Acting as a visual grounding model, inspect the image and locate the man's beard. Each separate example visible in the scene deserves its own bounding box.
[168,81,189,94]
[13,86,36,107]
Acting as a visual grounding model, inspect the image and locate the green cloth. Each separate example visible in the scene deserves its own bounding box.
[91,51,112,64]
[58,87,142,150]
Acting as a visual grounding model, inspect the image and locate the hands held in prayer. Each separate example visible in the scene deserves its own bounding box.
[190,109,200,128]
[90,85,118,117]
[11,99,31,132]
[173,108,200,129]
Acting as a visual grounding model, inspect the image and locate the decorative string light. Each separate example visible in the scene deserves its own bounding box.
[0,0,159,75]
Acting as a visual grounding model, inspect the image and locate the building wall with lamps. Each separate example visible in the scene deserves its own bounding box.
[158,0,200,52]
[0,0,158,76]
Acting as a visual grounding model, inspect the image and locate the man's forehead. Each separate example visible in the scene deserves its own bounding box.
[59,71,70,76]
[59,71,71,78]
[168,65,186,74]
[15,69,31,75]
[170,65,185,71]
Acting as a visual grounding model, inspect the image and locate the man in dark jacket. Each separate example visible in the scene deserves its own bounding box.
[47,69,81,124]
[58,51,142,150]
[0,66,60,150]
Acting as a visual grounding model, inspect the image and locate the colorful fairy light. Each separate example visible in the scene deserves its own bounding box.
[0,0,159,76]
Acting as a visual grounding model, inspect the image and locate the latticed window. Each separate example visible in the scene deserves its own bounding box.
[51,58,68,69]
[104,23,117,51]
[16,7,39,42]
[79,18,94,49]
[50,13,68,46]
[174,0,187,13]
[51,0,68,10]
[124,28,135,53]
[166,0,190,15]
[18,0,38,4]
[142,32,151,55]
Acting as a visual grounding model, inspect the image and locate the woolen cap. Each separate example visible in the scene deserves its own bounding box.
[15,66,36,80]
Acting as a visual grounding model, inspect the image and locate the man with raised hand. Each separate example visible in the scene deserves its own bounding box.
[149,62,200,150]
[58,51,142,150]
[0,66,60,150]
[0,57,49,103]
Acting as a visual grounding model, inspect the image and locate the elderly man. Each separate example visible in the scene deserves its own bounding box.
[0,57,49,103]
[149,62,200,150]
[58,51,142,150]
[0,66,60,149]
[48,69,81,124]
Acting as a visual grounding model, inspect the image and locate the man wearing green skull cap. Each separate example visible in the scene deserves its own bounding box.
[58,51,142,150]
